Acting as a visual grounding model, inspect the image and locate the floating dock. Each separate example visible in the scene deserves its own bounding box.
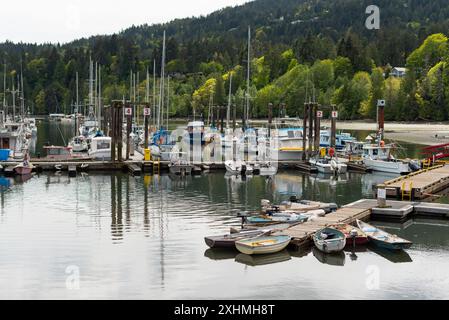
[279,198,449,249]
[380,165,449,200]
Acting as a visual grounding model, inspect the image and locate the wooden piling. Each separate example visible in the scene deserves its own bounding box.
[302,103,309,161]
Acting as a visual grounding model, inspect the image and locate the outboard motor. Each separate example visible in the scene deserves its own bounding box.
[409,160,421,172]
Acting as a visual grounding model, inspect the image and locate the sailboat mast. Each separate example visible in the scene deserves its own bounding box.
[146,68,150,103]
[20,62,25,118]
[2,63,6,121]
[158,31,166,130]
[166,75,170,130]
[246,26,251,126]
[98,65,102,130]
[153,60,156,128]
[12,78,15,120]
[75,71,79,136]
[226,72,233,129]
[89,57,94,117]
[136,71,139,125]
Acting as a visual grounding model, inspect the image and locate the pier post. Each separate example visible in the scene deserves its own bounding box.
[314,103,321,155]
[117,103,124,162]
[331,104,337,149]
[308,103,313,158]
[110,101,119,162]
[126,103,132,160]
[302,103,309,161]
[232,104,236,131]
[268,103,273,138]
[144,104,149,149]
[377,100,385,141]
[220,106,225,134]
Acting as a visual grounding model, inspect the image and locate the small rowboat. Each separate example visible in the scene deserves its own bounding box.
[14,163,35,175]
[205,229,270,248]
[235,235,291,255]
[245,213,308,225]
[313,227,346,253]
[333,224,369,246]
[357,220,412,250]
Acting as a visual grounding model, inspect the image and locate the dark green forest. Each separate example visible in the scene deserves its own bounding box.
[2,0,449,121]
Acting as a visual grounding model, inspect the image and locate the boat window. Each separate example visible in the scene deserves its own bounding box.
[97,142,110,150]
[373,149,378,156]
[288,131,295,138]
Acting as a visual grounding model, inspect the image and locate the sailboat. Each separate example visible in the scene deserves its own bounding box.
[150,31,175,161]
[69,72,88,152]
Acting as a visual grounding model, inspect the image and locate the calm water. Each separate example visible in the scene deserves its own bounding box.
[1,171,449,299]
[1,121,449,299]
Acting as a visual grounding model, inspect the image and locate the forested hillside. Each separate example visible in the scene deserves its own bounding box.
[1,0,449,121]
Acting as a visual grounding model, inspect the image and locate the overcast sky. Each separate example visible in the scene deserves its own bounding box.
[1,0,251,44]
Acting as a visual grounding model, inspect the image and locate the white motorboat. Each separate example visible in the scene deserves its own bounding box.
[270,119,306,161]
[309,157,347,174]
[88,136,111,161]
[362,144,411,174]
[225,159,245,174]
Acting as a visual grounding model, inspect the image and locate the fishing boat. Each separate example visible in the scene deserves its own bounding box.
[333,224,369,246]
[357,220,412,250]
[235,235,291,255]
[43,146,90,161]
[362,143,411,174]
[320,130,356,150]
[313,227,346,253]
[270,119,305,161]
[309,157,347,174]
[88,137,111,161]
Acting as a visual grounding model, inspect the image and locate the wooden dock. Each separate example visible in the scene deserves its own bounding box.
[380,165,449,200]
[278,197,449,249]
[278,206,372,249]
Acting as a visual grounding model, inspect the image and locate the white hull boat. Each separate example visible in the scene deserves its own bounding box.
[225,160,245,174]
[363,158,410,174]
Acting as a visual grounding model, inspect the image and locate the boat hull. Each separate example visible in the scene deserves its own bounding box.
[14,166,33,175]
[313,228,346,253]
[363,158,410,174]
[235,236,291,255]
[369,237,412,250]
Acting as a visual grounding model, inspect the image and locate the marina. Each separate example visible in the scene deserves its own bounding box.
[2,0,449,302]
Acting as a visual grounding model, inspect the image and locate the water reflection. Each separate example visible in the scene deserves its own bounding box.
[204,248,239,261]
[368,246,413,263]
[1,170,449,299]
[235,250,292,267]
[312,247,346,266]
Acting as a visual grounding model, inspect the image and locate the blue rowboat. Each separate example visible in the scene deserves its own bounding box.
[313,227,346,253]
[235,235,291,255]
[357,220,412,250]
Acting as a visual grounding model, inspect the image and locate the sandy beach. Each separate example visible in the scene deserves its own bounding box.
[322,121,449,146]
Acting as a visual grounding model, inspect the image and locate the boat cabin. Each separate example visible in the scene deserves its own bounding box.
[362,144,394,161]
[88,137,112,161]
